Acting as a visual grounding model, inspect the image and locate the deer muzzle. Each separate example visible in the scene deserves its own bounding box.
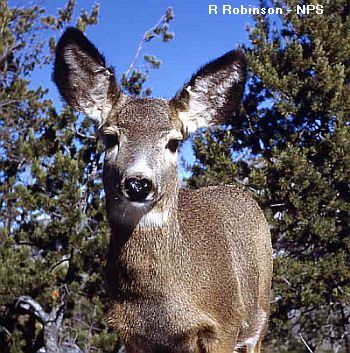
[123,177,154,202]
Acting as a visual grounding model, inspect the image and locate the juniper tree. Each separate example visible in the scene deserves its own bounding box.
[189,1,350,352]
[0,1,174,352]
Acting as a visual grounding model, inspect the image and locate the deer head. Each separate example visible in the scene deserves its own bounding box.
[53,27,246,230]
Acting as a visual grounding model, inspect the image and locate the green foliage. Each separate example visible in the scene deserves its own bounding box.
[0,1,115,352]
[0,1,175,351]
[189,1,350,352]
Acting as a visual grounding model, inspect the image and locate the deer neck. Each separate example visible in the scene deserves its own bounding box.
[105,184,182,296]
[107,180,181,252]
[136,188,179,233]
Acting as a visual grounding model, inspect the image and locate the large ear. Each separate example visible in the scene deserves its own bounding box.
[171,50,246,136]
[53,27,121,127]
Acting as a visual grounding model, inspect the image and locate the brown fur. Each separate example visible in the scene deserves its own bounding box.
[106,187,272,353]
[53,27,273,353]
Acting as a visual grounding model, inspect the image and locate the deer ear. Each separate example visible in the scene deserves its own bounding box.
[53,27,121,127]
[171,50,246,136]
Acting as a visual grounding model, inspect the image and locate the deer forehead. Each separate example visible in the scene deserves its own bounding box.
[104,97,182,140]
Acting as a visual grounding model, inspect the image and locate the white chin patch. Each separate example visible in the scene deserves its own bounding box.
[130,201,149,209]
[138,209,169,229]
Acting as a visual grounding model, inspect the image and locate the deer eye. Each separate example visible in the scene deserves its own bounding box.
[103,134,119,149]
[165,139,179,153]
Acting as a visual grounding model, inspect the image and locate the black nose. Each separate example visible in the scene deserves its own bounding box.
[124,177,153,202]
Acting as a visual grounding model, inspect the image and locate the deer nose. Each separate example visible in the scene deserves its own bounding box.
[124,177,153,202]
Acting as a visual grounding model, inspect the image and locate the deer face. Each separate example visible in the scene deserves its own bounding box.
[101,97,182,212]
[53,28,246,226]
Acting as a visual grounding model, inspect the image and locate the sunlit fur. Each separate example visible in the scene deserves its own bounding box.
[54,27,273,353]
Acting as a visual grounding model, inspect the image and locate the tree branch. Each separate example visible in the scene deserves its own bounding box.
[16,295,49,324]
[299,333,314,353]
[16,293,84,353]
[124,8,173,78]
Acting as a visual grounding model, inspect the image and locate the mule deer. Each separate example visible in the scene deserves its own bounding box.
[53,27,273,353]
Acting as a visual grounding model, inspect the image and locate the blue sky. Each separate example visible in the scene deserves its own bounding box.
[12,0,260,177]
